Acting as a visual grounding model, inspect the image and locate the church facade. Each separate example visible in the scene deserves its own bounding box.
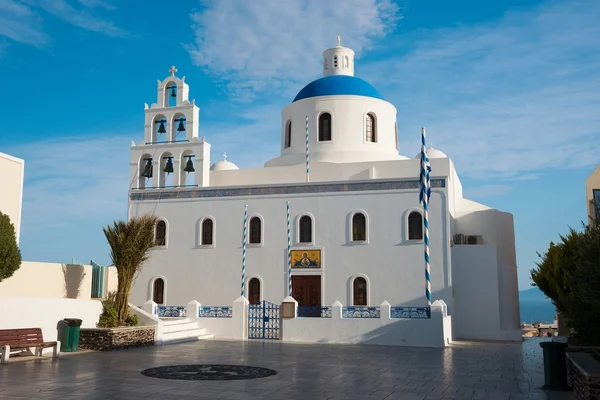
[128,38,521,342]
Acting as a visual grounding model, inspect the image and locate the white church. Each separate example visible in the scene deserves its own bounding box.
[128,37,521,343]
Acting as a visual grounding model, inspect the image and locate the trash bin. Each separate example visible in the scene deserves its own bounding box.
[60,318,83,352]
[539,341,570,391]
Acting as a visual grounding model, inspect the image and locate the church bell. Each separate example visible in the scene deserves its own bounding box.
[163,157,174,174]
[177,119,186,132]
[157,120,166,134]
[170,87,176,98]
[141,159,153,178]
[184,156,195,173]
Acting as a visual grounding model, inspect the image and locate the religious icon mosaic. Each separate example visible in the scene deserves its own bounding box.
[291,249,321,268]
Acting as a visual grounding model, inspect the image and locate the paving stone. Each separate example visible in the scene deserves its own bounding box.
[0,337,578,400]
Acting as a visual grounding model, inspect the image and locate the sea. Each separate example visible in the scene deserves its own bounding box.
[518,288,557,324]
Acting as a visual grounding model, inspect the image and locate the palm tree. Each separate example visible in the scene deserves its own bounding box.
[103,214,158,325]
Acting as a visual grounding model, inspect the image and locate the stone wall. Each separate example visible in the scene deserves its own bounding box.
[566,352,600,400]
[79,326,155,351]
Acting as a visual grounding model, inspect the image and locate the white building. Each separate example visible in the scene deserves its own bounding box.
[0,152,24,244]
[128,39,521,343]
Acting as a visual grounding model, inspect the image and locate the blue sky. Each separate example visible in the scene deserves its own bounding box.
[1,0,599,290]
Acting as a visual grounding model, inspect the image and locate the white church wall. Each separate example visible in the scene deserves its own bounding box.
[269,95,400,167]
[454,203,520,334]
[0,297,102,350]
[128,185,452,310]
[282,300,451,348]
[211,158,451,188]
[0,262,94,300]
[451,245,502,340]
[0,152,24,244]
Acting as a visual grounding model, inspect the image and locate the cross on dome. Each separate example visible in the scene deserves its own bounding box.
[223,152,227,161]
[337,34,341,46]
[169,65,177,76]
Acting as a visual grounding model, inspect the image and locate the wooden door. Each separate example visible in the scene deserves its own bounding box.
[153,278,164,305]
[292,275,321,309]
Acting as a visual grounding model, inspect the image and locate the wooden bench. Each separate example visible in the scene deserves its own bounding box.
[0,328,59,364]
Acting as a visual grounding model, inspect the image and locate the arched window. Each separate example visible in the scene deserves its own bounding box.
[249,278,260,305]
[153,278,165,305]
[284,120,292,148]
[352,213,367,241]
[324,57,328,70]
[299,215,312,243]
[365,114,376,142]
[249,217,262,244]
[318,113,332,142]
[155,221,166,246]
[408,211,423,240]
[201,219,214,245]
[353,277,367,306]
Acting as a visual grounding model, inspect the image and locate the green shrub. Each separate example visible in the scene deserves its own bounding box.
[0,212,22,283]
[97,291,119,328]
[124,314,139,326]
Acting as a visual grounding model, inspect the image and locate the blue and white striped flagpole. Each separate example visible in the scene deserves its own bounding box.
[241,204,248,297]
[419,127,432,306]
[305,116,310,183]
[287,201,292,297]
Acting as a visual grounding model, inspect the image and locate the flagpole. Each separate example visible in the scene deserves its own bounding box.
[305,116,310,183]
[420,127,432,306]
[287,201,292,297]
[241,205,248,297]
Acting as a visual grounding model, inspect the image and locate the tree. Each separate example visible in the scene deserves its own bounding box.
[0,212,22,282]
[103,214,158,325]
[530,227,582,312]
[561,220,600,344]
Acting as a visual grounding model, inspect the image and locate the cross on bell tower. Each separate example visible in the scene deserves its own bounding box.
[169,65,177,76]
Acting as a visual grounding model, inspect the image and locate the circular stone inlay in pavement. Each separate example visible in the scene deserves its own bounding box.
[140,364,278,381]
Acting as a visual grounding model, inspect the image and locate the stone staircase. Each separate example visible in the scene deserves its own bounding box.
[160,318,213,345]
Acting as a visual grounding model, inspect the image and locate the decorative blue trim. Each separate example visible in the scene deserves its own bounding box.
[297,306,332,318]
[157,305,186,318]
[342,306,380,319]
[130,179,446,201]
[199,306,233,318]
[390,307,431,319]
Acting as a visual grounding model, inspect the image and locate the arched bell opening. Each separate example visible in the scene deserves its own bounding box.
[180,150,196,187]
[153,114,167,144]
[165,81,177,107]
[159,151,175,188]
[171,113,187,142]
[138,153,153,189]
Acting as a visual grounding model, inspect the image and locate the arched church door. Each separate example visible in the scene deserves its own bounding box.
[153,278,165,305]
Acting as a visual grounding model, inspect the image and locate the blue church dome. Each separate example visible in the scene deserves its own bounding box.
[293,75,385,103]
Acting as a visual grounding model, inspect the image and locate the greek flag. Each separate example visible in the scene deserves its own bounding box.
[419,128,432,206]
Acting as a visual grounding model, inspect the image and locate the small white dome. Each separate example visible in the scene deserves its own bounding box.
[210,160,239,171]
[414,148,448,159]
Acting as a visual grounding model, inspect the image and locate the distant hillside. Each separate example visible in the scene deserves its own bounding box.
[519,287,551,302]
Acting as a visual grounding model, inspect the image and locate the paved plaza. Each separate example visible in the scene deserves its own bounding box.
[0,338,575,400]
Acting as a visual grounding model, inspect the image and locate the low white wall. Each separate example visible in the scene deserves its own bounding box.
[0,297,102,353]
[0,262,93,300]
[282,301,451,348]
[189,298,248,340]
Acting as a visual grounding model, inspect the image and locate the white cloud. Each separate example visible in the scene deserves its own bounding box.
[22,0,126,37]
[0,0,48,45]
[0,0,125,47]
[187,0,402,100]
[187,0,600,181]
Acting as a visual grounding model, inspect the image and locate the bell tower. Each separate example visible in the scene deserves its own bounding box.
[129,66,211,191]
[322,34,355,77]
